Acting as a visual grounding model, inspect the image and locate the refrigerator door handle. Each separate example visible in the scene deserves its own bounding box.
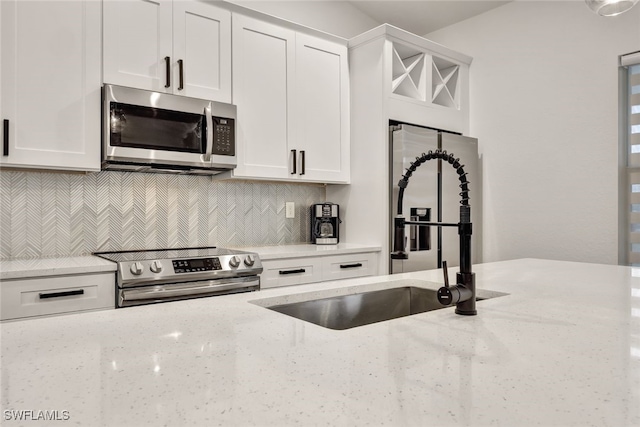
[409,207,431,251]
[409,215,417,250]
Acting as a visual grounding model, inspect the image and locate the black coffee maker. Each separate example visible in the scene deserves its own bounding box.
[310,203,340,244]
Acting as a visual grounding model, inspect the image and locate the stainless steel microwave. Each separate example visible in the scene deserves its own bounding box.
[102,84,236,175]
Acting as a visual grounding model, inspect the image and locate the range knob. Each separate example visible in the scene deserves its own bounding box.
[228,256,241,268]
[244,254,256,267]
[150,260,163,273]
[129,262,144,275]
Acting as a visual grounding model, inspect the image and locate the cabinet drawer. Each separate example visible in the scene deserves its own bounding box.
[321,253,378,281]
[1,273,115,321]
[260,258,323,289]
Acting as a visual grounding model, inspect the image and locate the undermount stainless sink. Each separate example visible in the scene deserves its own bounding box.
[265,286,507,330]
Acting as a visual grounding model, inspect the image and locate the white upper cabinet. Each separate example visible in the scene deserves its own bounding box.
[103,0,231,103]
[0,0,102,172]
[172,1,231,101]
[102,0,172,92]
[231,15,295,180]
[228,13,350,184]
[295,34,349,183]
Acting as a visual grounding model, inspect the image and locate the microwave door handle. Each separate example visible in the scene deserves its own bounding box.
[204,105,213,162]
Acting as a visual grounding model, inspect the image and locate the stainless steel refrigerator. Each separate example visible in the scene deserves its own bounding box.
[389,123,481,274]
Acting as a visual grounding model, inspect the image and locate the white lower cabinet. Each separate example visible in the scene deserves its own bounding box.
[1,273,115,321]
[260,252,378,289]
[260,258,323,289]
[320,253,377,282]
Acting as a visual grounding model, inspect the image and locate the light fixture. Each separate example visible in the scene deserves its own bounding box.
[585,0,639,16]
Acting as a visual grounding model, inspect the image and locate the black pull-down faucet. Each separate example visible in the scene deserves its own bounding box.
[390,149,476,315]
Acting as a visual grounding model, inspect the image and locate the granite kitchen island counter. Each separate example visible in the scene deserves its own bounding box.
[1,259,638,426]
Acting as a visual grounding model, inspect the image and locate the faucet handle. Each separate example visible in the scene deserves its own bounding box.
[442,260,449,288]
[436,270,476,315]
[437,283,472,307]
[438,261,471,306]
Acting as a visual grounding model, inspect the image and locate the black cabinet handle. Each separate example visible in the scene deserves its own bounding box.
[39,289,84,299]
[3,119,8,156]
[279,268,306,275]
[300,150,305,175]
[290,149,297,174]
[178,59,184,90]
[164,56,171,88]
[340,263,363,269]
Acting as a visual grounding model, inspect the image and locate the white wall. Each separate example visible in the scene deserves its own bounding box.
[225,0,379,38]
[426,1,640,265]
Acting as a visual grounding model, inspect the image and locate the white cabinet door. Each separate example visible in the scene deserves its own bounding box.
[320,252,378,282]
[294,34,350,183]
[0,0,101,172]
[103,0,173,92]
[172,1,231,102]
[260,257,323,289]
[104,0,231,102]
[258,251,379,289]
[1,273,115,321]
[232,14,295,180]
[228,15,350,184]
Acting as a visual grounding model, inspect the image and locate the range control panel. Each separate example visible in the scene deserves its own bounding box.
[97,247,263,288]
[172,257,222,274]
[211,117,235,156]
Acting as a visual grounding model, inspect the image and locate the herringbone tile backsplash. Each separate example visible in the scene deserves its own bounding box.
[0,171,325,260]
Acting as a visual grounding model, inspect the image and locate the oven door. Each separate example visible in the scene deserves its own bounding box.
[118,276,260,308]
[103,84,214,169]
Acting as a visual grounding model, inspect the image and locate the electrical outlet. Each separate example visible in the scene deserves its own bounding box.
[285,202,295,218]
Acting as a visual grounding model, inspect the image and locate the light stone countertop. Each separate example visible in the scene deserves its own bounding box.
[231,243,381,260]
[0,256,117,280]
[1,258,639,426]
[0,244,379,281]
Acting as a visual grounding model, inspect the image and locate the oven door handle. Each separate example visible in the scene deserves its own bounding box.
[203,104,214,162]
[121,276,259,303]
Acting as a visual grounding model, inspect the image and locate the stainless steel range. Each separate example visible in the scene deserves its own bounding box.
[94,247,262,308]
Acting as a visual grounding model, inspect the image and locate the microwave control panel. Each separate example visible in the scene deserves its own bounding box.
[212,117,235,156]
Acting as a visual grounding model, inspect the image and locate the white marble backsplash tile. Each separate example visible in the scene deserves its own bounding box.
[0,170,325,260]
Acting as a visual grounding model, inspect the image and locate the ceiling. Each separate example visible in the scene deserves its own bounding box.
[346,1,512,36]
